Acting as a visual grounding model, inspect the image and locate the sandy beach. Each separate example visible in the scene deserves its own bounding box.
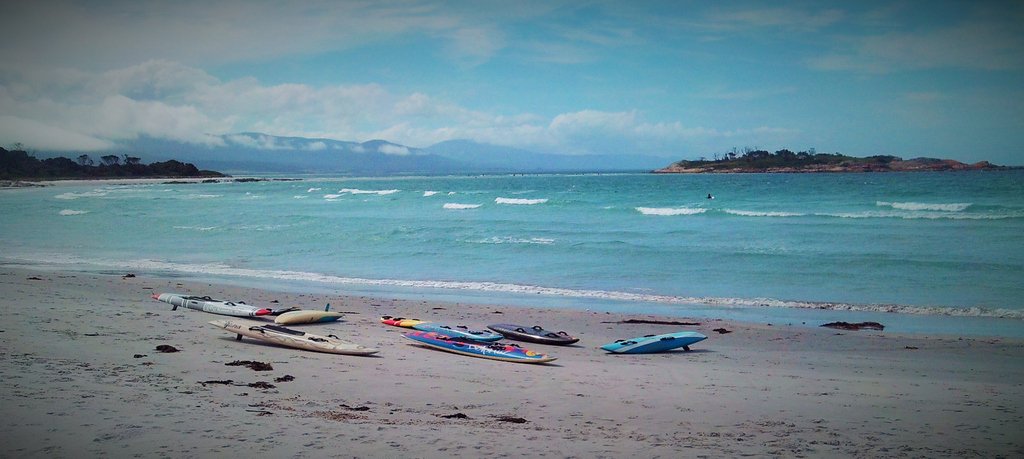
[1,266,1022,458]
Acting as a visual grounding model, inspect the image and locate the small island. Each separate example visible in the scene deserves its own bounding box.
[1,147,226,184]
[654,148,1010,173]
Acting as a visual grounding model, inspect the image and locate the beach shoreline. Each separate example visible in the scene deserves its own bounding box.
[1,265,1022,457]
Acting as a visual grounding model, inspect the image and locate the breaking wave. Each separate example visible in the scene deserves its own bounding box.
[495,197,548,205]
[338,188,400,195]
[636,207,706,216]
[470,236,555,245]
[443,203,481,210]
[877,201,971,212]
[725,209,804,217]
[58,209,88,216]
[14,255,1020,320]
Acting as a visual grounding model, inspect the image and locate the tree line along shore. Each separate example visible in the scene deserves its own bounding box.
[654,148,1012,173]
[0,147,226,182]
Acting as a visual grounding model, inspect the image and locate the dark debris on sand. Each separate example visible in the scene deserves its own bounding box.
[226,360,273,371]
[155,345,180,353]
[713,328,733,334]
[495,416,528,423]
[441,412,469,419]
[274,375,295,383]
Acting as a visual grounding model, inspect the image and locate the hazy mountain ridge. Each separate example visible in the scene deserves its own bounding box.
[29,133,671,175]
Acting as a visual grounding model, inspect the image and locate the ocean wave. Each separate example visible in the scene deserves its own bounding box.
[423,191,439,197]
[173,225,217,231]
[495,197,548,205]
[877,201,971,212]
[822,211,1020,220]
[185,194,221,199]
[338,188,400,195]
[58,209,88,216]
[54,190,108,200]
[323,194,343,199]
[443,203,482,210]
[8,255,1023,320]
[725,209,804,217]
[635,207,706,216]
[470,236,555,245]
[307,187,322,193]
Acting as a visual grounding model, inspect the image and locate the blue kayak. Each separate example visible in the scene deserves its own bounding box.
[411,322,503,342]
[600,331,707,354]
[402,331,556,364]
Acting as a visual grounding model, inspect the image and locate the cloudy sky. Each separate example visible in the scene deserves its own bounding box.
[1,0,1022,164]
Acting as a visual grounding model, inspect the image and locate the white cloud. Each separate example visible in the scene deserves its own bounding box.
[0,115,114,151]
[378,144,410,155]
[0,59,795,156]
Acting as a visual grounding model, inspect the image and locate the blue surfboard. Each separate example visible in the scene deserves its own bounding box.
[411,322,503,342]
[600,331,707,354]
[402,331,556,364]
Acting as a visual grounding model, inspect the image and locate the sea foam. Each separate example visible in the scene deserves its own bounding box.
[725,209,804,217]
[58,209,88,216]
[339,188,400,195]
[444,203,481,210]
[496,197,548,205]
[635,207,706,216]
[877,201,971,212]
[25,255,1020,321]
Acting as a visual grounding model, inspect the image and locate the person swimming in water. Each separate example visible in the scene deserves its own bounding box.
[706,193,714,199]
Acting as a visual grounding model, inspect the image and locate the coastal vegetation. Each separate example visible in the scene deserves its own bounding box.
[0,147,225,181]
[654,148,1008,173]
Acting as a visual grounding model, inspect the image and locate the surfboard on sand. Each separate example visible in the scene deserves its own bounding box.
[402,331,556,364]
[380,316,426,328]
[153,293,294,317]
[600,331,707,354]
[209,319,379,355]
[275,310,344,325]
[487,323,579,345]
[411,322,503,342]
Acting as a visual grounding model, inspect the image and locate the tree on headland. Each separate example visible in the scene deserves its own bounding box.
[0,147,226,180]
[655,147,1011,173]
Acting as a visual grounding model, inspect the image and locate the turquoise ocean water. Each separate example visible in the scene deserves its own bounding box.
[2,171,1022,336]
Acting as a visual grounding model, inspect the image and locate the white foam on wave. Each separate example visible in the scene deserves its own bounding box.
[8,254,1024,320]
[823,210,1018,220]
[339,188,400,195]
[495,197,548,205]
[877,201,971,212]
[307,188,322,193]
[423,191,439,197]
[55,190,108,200]
[471,236,555,245]
[58,209,88,216]
[636,207,706,216]
[185,194,221,199]
[443,203,481,210]
[323,194,343,199]
[725,209,804,217]
[173,225,217,231]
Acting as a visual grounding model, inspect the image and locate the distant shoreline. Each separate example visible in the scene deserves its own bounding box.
[653,151,1014,174]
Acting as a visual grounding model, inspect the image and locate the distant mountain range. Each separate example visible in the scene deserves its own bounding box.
[34,133,672,175]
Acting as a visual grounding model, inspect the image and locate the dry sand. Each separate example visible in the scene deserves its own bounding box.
[1,266,1022,458]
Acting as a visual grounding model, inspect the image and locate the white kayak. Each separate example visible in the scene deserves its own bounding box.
[209,319,379,355]
[152,293,290,317]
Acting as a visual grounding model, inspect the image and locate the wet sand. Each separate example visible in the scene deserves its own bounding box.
[1,266,1022,457]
